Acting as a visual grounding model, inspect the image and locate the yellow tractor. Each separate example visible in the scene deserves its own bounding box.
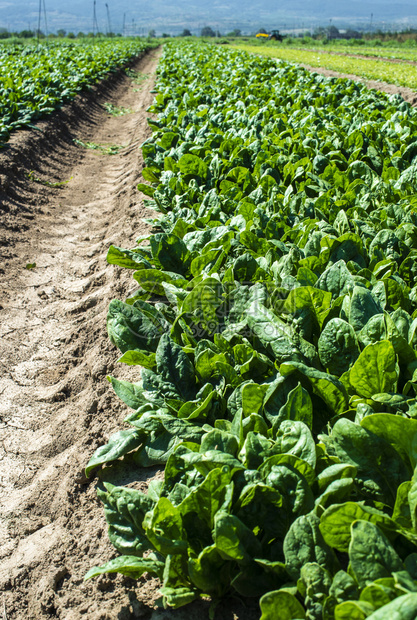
[255,30,284,41]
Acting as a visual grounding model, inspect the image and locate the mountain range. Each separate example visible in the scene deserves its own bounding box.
[1,0,416,36]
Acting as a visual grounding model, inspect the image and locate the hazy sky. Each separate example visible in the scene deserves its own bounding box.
[1,0,416,34]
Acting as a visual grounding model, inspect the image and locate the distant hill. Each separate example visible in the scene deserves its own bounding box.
[1,0,417,36]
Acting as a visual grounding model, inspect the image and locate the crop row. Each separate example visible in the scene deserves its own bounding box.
[233,43,417,91]
[249,39,417,63]
[294,45,417,63]
[0,39,157,146]
[86,42,417,619]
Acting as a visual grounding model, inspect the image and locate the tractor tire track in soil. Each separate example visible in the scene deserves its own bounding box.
[0,48,168,620]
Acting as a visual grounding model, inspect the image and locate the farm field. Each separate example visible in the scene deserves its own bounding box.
[2,38,417,619]
[246,39,417,63]
[232,42,417,92]
[0,38,158,146]
[291,45,417,63]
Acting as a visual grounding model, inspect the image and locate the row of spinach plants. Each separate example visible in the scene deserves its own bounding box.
[85,41,417,619]
[0,39,157,146]
[233,43,417,91]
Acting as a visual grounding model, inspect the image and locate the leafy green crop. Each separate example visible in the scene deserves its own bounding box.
[232,43,417,90]
[86,41,417,619]
[269,42,417,63]
[0,38,157,146]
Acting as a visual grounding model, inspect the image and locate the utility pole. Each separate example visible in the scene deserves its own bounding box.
[42,0,48,43]
[36,0,48,43]
[105,3,112,35]
[370,13,373,33]
[93,0,99,36]
[37,0,42,43]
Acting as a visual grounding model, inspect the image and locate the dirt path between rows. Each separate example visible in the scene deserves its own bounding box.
[0,49,166,620]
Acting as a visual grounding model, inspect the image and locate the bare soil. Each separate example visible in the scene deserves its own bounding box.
[0,44,414,620]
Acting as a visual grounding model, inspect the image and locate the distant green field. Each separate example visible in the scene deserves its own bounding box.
[0,38,157,146]
[238,36,417,61]
[289,44,417,62]
[231,43,417,90]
